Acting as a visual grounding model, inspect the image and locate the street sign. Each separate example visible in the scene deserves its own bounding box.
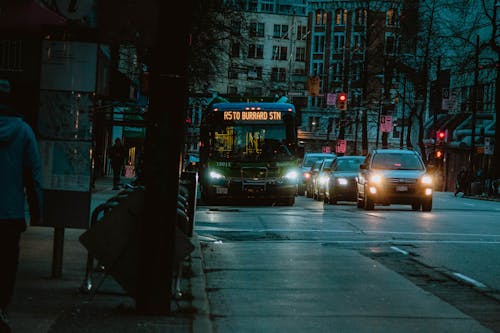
[336,140,346,154]
[380,115,392,133]
[327,93,337,106]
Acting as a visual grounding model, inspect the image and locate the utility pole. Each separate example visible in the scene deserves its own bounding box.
[137,0,193,315]
[469,35,479,188]
[433,56,441,154]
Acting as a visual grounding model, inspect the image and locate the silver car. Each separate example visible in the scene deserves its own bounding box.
[356,149,433,211]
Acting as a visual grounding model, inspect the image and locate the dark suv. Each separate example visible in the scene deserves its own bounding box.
[356,149,433,211]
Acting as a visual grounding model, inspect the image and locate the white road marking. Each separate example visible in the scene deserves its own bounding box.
[390,246,409,255]
[452,272,488,289]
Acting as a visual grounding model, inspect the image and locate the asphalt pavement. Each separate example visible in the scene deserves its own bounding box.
[8,176,497,333]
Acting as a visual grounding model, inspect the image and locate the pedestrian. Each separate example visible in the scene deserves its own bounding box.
[109,138,126,190]
[0,78,43,333]
[455,166,469,196]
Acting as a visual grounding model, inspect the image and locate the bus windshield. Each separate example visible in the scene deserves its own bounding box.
[209,124,294,161]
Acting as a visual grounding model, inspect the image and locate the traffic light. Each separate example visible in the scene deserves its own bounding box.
[436,130,447,143]
[434,149,443,159]
[337,92,347,110]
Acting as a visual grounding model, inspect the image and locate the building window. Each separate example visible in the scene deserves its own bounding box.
[228,67,239,79]
[335,9,347,25]
[247,0,258,11]
[228,86,238,95]
[271,67,287,82]
[352,62,362,81]
[273,24,289,39]
[231,20,241,34]
[247,66,262,80]
[260,0,274,13]
[248,44,264,59]
[386,8,399,27]
[230,42,240,58]
[333,33,345,53]
[246,86,262,96]
[352,33,364,52]
[354,8,367,26]
[296,47,306,62]
[249,22,265,38]
[297,25,308,40]
[313,35,325,53]
[385,34,396,55]
[309,116,320,132]
[272,45,288,60]
[331,62,343,82]
[315,10,327,26]
[0,40,23,72]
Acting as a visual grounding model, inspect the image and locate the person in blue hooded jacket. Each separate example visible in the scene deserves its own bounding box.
[0,79,42,333]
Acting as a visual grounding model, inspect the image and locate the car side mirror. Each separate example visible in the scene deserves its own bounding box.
[359,163,367,170]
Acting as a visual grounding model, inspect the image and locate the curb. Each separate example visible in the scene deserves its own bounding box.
[190,234,213,333]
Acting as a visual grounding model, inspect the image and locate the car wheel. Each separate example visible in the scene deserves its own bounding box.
[411,203,421,211]
[357,198,363,208]
[364,195,374,210]
[421,198,432,212]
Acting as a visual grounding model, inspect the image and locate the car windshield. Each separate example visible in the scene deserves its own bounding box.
[371,153,424,170]
[334,157,365,171]
[303,155,332,167]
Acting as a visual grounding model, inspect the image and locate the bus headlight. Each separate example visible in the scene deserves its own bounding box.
[209,171,225,180]
[284,170,299,181]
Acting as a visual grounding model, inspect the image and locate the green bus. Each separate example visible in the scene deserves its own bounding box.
[199,101,299,205]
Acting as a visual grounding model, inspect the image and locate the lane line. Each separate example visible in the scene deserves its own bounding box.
[390,246,409,255]
[452,272,488,289]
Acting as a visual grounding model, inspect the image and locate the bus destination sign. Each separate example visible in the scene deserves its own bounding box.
[223,110,282,121]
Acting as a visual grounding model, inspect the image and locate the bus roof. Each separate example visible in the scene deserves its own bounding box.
[211,102,295,113]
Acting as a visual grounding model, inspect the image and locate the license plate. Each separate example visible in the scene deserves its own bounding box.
[216,187,228,194]
[396,185,408,192]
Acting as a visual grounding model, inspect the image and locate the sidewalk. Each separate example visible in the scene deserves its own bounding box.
[11,176,198,333]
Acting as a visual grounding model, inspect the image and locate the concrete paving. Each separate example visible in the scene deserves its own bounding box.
[7,176,495,332]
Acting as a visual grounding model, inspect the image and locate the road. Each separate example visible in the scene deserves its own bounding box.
[194,191,500,332]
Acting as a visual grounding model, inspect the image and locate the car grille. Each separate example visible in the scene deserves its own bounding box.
[385,178,417,185]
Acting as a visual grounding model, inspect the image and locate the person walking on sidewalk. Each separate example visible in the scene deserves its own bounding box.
[109,138,127,190]
[0,78,43,333]
[455,166,469,196]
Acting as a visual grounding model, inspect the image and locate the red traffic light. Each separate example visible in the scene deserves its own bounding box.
[436,130,447,142]
[338,93,346,101]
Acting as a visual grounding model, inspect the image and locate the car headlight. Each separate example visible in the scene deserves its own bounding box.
[319,175,329,185]
[337,177,348,186]
[369,174,383,184]
[284,170,299,181]
[421,175,433,185]
[209,171,225,180]
[303,172,311,180]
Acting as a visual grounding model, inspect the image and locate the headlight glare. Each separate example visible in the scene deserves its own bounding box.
[209,171,225,180]
[370,174,383,184]
[337,177,348,186]
[421,175,433,185]
[284,170,299,180]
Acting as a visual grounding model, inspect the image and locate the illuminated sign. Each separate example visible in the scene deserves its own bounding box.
[223,111,282,121]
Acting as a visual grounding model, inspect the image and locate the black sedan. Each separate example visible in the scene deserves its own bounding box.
[324,156,366,204]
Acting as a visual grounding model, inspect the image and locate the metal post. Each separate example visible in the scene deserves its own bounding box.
[470,35,479,191]
[51,227,65,278]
